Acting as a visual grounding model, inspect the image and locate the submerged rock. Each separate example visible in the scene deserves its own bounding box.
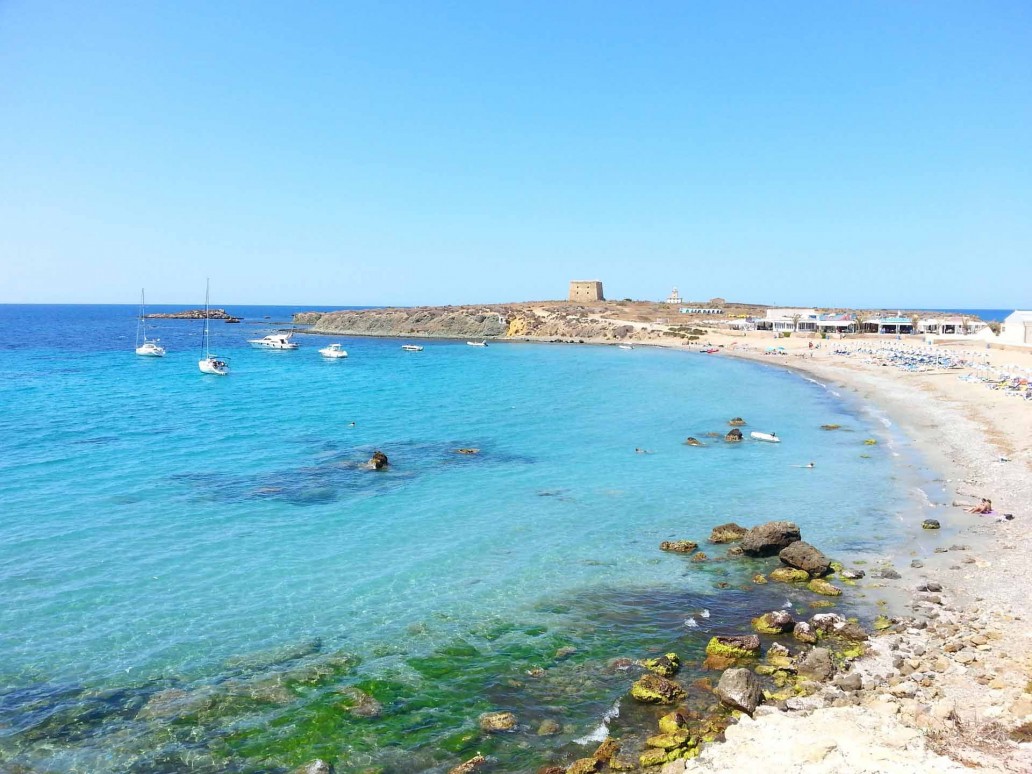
[709,523,748,543]
[455,448,480,455]
[807,578,842,597]
[368,451,389,470]
[716,668,763,714]
[660,540,698,554]
[448,755,487,774]
[536,718,561,736]
[630,673,687,704]
[293,760,333,774]
[641,653,681,677]
[778,541,831,577]
[741,521,801,557]
[338,687,383,718]
[479,710,518,732]
[769,567,810,583]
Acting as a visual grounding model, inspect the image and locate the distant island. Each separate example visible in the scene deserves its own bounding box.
[146,308,241,322]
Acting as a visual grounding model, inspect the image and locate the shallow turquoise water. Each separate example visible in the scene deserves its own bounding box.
[0,306,915,772]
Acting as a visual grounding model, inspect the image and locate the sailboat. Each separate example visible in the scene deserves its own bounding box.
[198,280,229,375]
[135,289,166,357]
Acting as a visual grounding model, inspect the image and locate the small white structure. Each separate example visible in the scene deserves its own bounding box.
[663,287,684,304]
[999,311,1032,346]
[680,307,724,315]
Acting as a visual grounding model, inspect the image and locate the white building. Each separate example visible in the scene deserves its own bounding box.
[999,310,1032,346]
[757,308,818,332]
[663,287,683,304]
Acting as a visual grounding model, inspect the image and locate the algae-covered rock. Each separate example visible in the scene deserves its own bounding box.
[769,567,810,583]
[641,653,681,677]
[647,731,690,750]
[807,578,842,597]
[660,541,698,554]
[779,541,831,577]
[609,755,638,771]
[809,599,836,609]
[715,668,763,714]
[536,718,561,736]
[922,519,941,530]
[764,642,794,670]
[658,709,691,734]
[752,573,768,584]
[792,621,818,644]
[593,738,620,763]
[741,521,801,557]
[702,653,736,670]
[566,758,600,774]
[751,610,794,635]
[709,522,748,543]
[447,755,486,774]
[873,615,893,631]
[630,673,686,704]
[706,635,760,659]
[690,552,708,562]
[640,748,670,767]
[863,438,878,445]
[820,424,841,430]
[338,687,383,718]
[479,710,518,732]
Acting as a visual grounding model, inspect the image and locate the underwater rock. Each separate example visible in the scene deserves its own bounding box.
[807,578,842,596]
[741,521,801,557]
[448,755,487,774]
[709,523,748,543]
[751,610,795,635]
[293,760,333,774]
[726,545,744,557]
[728,417,747,426]
[641,653,681,677]
[795,647,835,681]
[630,673,686,704]
[702,653,737,670]
[660,540,698,554]
[820,424,841,430]
[479,710,518,732]
[536,718,561,736]
[368,450,389,470]
[769,567,810,583]
[922,519,941,530]
[684,437,704,446]
[690,552,708,562]
[223,638,323,672]
[456,448,480,454]
[338,687,383,718]
[778,541,831,577]
[555,646,577,659]
[724,428,744,442]
[705,635,760,659]
[715,668,763,714]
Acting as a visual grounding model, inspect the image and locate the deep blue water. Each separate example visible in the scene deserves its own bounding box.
[0,304,926,773]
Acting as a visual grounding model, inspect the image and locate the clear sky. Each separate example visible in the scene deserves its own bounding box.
[1,1,1029,308]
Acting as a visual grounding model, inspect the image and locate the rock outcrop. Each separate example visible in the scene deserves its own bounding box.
[368,451,389,470]
[724,429,744,442]
[715,668,763,714]
[778,541,831,577]
[630,674,687,704]
[660,540,698,554]
[741,521,801,557]
[709,523,748,543]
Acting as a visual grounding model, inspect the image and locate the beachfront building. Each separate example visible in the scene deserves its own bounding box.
[999,310,1032,346]
[917,317,985,335]
[815,313,857,333]
[863,316,914,334]
[568,280,604,302]
[663,287,683,304]
[756,308,819,332]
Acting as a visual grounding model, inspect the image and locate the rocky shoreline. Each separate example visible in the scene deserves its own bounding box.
[146,308,239,321]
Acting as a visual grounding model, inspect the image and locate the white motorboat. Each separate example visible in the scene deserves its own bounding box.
[618,344,634,350]
[249,332,299,350]
[401,344,423,352]
[750,431,780,443]
[134,289,165,357]
[319,343,348,358]
[466,341,488,347]
[198,280,229,375]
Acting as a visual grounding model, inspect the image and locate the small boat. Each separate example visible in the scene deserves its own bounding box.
[198,280,229,375]
[402,344,423,352]
[702,347,720,354]
[750,432,780,443]
[249,332,299,350]
[319,343,348,359]
[135,289,166,357]
[467,341,488,347]
[618,344,634,350]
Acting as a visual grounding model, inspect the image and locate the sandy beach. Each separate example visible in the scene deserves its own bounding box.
[655,332,1032,773]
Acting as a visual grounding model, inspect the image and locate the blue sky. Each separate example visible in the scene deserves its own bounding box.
[1,1,1029,307]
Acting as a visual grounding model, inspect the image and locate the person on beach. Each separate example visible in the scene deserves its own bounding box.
[967,499,992,514]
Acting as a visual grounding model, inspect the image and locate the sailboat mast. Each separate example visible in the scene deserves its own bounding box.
[203,279,211,358]
[136,289,145,348]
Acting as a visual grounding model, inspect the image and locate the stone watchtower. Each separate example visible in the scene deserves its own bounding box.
[568,280,604,302]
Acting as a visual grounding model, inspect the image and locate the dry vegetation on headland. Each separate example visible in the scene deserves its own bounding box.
[291,301,1032,774]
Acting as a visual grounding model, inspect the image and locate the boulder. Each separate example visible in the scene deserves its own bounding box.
[715,668,763,714]
[724,428,744,442]
[566,759,600,774]
[709,523,748,543]
[741,521,801,557]
[640,749,671,767]
[705,635,760,659]
[641,653,680,677]
[479,711,517,732]
[922,519,941,530]
[840,568,865,579]
[778,541,831,577]
[792,621,818,644]
[728,417,747,426]
[646,731,690,750]
[751,610,795,634]
[769,567,810,583]
[368,450,389,470]
[807,578,842,597]
[658,709,691,734]
[593,738,620,763]
[659,540,698,554]
[765,642,793,669]
[795,647,835,681]
[690,552,707,562]
[630,673,686,704]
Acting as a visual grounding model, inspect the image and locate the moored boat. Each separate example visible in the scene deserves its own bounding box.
[134,289,166,357]
[249,332,299,350]
[198,280,229,375]
[466,341,488,347]
[319,343,348,358]
[402,344,424,352]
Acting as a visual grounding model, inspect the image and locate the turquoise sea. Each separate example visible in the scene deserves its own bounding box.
[0,305,926,772]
